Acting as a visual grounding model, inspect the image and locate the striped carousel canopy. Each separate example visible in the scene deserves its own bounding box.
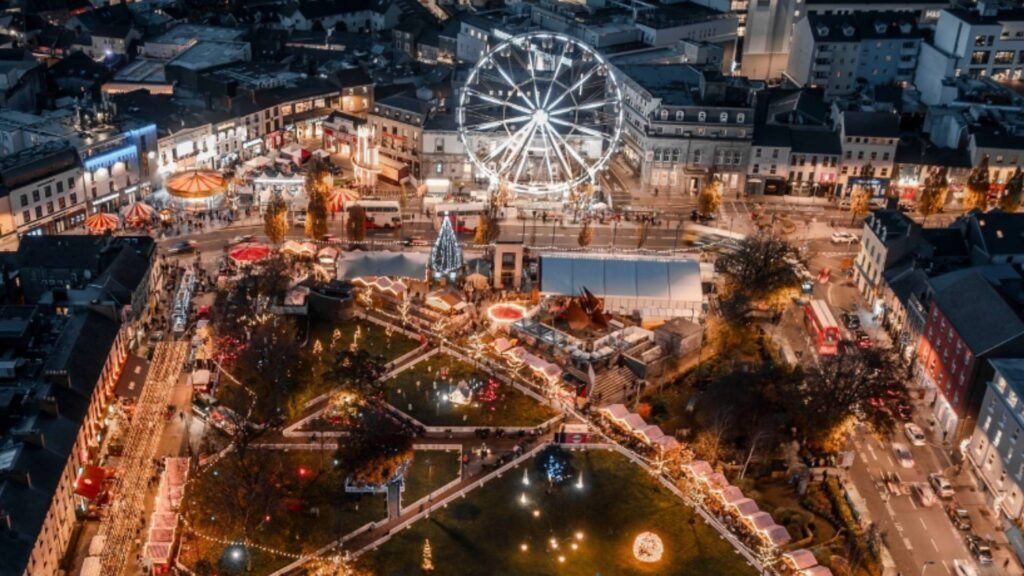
[165,170,227,200]
[85,212,119,233]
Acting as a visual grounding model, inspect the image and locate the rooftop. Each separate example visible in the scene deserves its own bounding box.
[807,11,922,42]
[623,64,755,107]
[930,268,1024,354]
[842,110,900,138]
[149,23,246,45]
[0,141,80,195]
[166,41,249,72]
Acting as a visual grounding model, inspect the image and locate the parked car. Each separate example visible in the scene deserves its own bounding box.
[855,330,873,349]
[929,473,955,498]
[831,231,857,244]
[167,240,197,254]
[892,442,915,468]
[403,236,430,247]
[912,483,937,507]
[842,312,861,330]
[227,234,254,245]
[967,535,993,565]
[904,422,927,446]
[946,503,972,530]
[953,559,978,576]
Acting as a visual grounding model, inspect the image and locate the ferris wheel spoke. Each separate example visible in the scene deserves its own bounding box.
[539,126,557,182]
[495,120,537,173]
[546,65,601,111]
[541,123,575,182]
[548,117,612,142]
[482,120,533,164]
[487,60,535,111]
[548,99,615,117]
[547,125,592,176]
[542,41,572,109]
[462,115,532,132]
[465,89,533,116]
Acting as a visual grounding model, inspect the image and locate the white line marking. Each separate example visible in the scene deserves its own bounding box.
[930,538,939,552]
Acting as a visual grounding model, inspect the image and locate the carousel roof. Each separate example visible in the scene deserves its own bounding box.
[165,170,226,199]
[85,212,119,233]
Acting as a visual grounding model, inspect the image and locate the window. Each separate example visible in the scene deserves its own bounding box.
[19,194,27,207]
[67,177,74,189]
[34,206,42,219]
[56,181,63,194]
[971,51,991,65]
[737,113,745,123]
[698,111,706,122]
[70,193,77,205]
[693,149,702,164]
[771,149,779,159]
[22,210,29,223]
[675,111,684,121]
[720,112,728,123]
[58,197,66,210]
[752,164,760,174]
[755,148,762,158]
[660,109,668,120]
[435,162,443,175]
[46,201,53,214]
[32,190,39,202]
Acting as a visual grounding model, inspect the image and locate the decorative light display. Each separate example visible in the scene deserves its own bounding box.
[422,538,435,572]
[486,302,528,324]
[430,214,463,280]
[632,532,664,563]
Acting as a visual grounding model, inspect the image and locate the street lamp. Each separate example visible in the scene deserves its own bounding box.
[920,560,936,576]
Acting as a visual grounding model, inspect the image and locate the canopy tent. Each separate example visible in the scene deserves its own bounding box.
[716,486,746,505]
[327,188,359,212]
[74,465,108,500]
[318,246,339,263]
[121,202,154,226]
[426,290,467,313]
[491,337,517,354]
[744,511,776,531]
[762,525,792,546]
[730,498,761,517]
[783,550,819,571]
[681,460,713,479]
[337,252,429,280]
[652,435,680,451]
[85,212,119,233]
[165,170,226,200]
[634,424,667,445]
[189,369,211,388]
[229,242,271,264]
[702,472,731,491]
[539,253,703,320]
[599,403,630,422]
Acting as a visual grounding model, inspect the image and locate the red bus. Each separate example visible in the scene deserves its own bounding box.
[804,299,840,355]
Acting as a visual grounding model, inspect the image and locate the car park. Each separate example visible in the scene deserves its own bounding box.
[929,473,955,498]
[904,422,927,446]
[946,503,972,530]
[892,442,915,468]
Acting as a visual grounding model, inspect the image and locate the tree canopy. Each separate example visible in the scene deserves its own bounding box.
[1000,166,1023,213]
[917,166,948,223]
[335,408,414,486]
[964,155,991,212]
[716,233,800,309]
[263,194,289,244]
[346,205,367,242]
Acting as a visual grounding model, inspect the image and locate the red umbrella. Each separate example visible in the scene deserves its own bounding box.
[85,212,119,233]
[228,242,271,264]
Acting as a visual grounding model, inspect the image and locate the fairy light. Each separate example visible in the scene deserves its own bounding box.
[632,532,664,563]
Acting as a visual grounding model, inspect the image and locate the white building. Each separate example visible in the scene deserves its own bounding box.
[916,6,1024,106]
[839,110,900,197]
[0,141,86,245]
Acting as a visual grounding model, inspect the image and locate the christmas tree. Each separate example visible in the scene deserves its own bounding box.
[421,538,434,572]
[430,213,463,280]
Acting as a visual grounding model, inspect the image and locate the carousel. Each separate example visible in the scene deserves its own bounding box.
[161,170,228,212]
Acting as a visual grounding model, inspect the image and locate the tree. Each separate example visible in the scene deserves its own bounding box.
[716,233,800,304]
[252,255,290,302]
[322,348,389,403]
[779,347,906,448]
[698,175,723,216]
[577,220,593,248]
[473,212,500,245]
[917,167,948,224]
[263,194,288,244]
[346,205,367,242]
[964,155,991,212]
[304,158,330,239]
[635,220,648,249]
[431,215,463,280]
[999,166,1023,213]
[334,408,414,486]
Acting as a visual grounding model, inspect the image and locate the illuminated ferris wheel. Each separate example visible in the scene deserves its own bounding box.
[457,31,624,197]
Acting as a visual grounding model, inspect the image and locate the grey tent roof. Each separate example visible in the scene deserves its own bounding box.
[539,253,701,302]
[336,251,429,280]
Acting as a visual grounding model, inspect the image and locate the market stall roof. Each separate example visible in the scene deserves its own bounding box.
[783,549,819,570]
[165,170,226,199]
[717,485,746,505]
[74,465,107,500]
[539,253,701,303]
[681,460,713,478]
[599,403,630,421]
[634,424,667,444]
[653,435,680,451]
[703,472,731,491]
[353,276,408,296]
[744,511,776,531]
[731,498,760,517]
[88,535,106,557]
[619,413,646,431]
[337,251,428,280]
[763,525,792,546]
[426,290,466,313]
[85,212,119,233]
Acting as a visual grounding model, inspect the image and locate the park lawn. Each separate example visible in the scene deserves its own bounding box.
[359,449,758,576]
[386,353,557,428]
[307,316,420,363]
[180,450,385,576]
[402,449,463,506]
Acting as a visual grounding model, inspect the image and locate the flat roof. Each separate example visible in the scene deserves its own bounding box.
[167,41,248,71]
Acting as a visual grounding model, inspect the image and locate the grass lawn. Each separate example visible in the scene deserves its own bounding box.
[180,450,386,575]
[386,353,557,428]
[307,316,420,363]
[359,449,758,576]
[402,449,462,506]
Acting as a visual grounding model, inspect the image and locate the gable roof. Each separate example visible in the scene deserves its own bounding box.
[843,111,900,138]
[931,270,1024,355]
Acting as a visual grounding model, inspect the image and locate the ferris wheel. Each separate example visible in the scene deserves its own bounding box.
[457,31,624,197]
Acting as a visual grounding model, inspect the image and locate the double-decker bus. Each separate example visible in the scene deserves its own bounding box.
[348,200,402,230]
[433,202,487,234]
[804,299,840,356]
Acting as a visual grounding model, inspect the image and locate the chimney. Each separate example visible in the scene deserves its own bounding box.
[0,469,31,489]
[39,395,59,417]
[13,430,44,448]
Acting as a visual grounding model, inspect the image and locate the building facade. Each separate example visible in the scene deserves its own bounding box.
[967,359,1024,522]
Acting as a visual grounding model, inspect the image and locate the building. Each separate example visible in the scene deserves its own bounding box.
[142,24,247,60]
[618,64,757,196]
[855,209,921,308]
[916,266,1024,440]
[0,52,45,113]
[421,111,469,186]
[369,93,433,179]
[747,124,840,196]
[839,110,900,198]
[916,6,1024,106]
[787,12,921,98]
[967,359,1024,522]
[0,141,85,246]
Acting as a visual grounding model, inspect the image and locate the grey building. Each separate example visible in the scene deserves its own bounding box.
[967,359,1024,522]
[787,12,921,98]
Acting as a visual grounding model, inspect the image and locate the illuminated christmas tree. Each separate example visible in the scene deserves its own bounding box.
[421,538,434,572]
[430,213,462,280]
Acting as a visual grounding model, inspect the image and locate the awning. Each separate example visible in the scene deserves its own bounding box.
[75,465,107,500]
